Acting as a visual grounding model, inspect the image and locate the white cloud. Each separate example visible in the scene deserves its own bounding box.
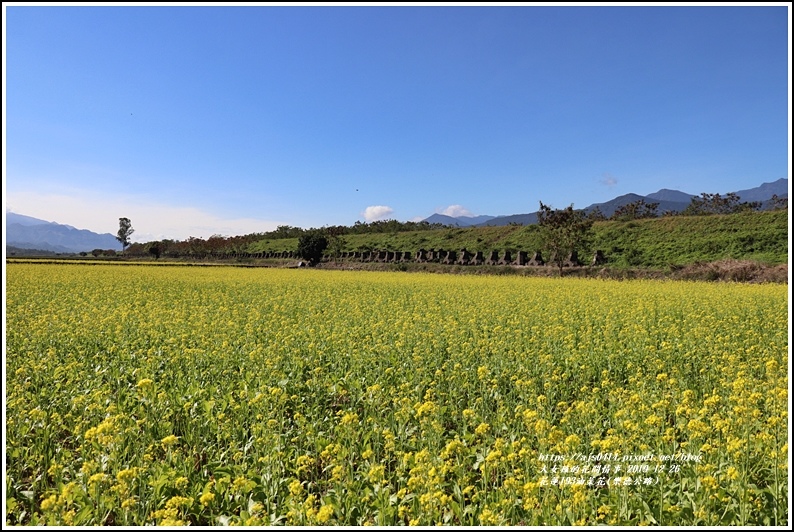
[5,190,287,241]
[361,205,394,222]
[437,205,473,217]
[600,173,618,187]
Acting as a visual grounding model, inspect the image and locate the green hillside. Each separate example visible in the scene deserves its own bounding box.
[248,210,789,270]
[591,210,788,268]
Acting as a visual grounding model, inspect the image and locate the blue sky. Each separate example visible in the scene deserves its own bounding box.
[3,4,790,242]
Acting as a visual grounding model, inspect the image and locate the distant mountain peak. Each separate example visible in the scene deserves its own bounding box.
[645,189,695,203]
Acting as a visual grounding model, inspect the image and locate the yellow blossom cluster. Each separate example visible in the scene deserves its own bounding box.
[5,263,787,526]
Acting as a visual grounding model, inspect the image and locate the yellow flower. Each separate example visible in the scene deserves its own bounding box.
[700,475,718,490]
[644,414,662,426]
[340,412,359,425]
[116,468,138,484]
[317,504,334,523]
[289,479,304,496]
[161,434,179,446]
[165,495,193,509]
[415,400,437,417]
[47,463,63,478]
[367,464,385,483]
[122,497,137,510]
[40,494,59,512]
[232,476,256,494]
[485,449,502,463]
[88,472,108,485]
[63,509,76,525]
[331,465,345,482]
[479,508,498,525]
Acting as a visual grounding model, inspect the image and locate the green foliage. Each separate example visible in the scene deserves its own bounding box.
[258,220,448,240]
[536,202,594,275]
[271,225,306,239]
[610,199,659,221]
[587,207,607,221]
[325,227,346,262]
[297,231,328,265]
[91,248,118,257]
[681,192,761,216]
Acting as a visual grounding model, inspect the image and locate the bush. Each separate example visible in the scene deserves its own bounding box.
[297,232,328,266]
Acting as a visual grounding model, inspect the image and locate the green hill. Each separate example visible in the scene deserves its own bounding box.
[591,210,788,268]
[248,210,788,270]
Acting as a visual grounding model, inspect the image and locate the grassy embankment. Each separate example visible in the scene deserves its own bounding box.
[247,210,789,270]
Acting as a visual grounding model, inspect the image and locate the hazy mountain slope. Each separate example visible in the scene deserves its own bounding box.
[6,212,57,227]
[6,217,122,253]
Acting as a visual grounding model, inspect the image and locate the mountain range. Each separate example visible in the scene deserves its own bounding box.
[423,178,788,227]
[5,212,122,254]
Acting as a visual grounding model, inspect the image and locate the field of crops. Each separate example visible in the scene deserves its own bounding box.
[5,263,789,526]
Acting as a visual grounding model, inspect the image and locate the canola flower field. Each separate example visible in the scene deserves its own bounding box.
[5,263,789,526]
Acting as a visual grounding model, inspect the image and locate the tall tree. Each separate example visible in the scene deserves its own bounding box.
[296,230,328,266]
[116,217,134,253]
[325,226,346,264]
[537,202,593,276]
[769,194,788,210]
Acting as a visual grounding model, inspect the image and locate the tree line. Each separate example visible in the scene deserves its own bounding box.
[587,192,786,222]
[263,219,448,240]
[116,192,786,264]
[120,220,447,259]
